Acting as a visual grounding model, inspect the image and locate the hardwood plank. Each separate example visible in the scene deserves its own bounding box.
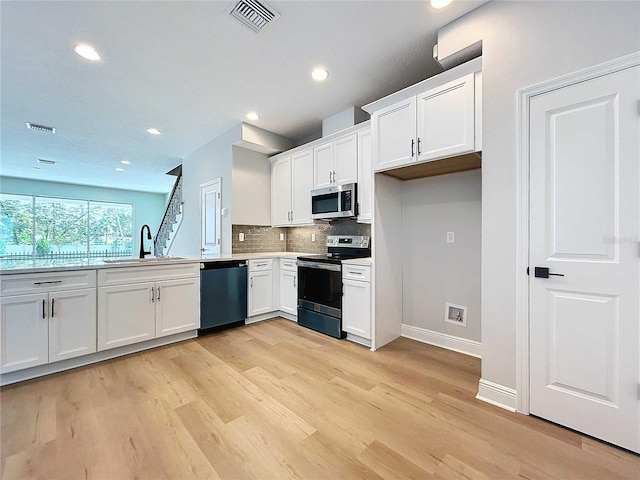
[1,318,638,479]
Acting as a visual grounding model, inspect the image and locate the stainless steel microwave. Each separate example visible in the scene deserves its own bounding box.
[311,183,357,219]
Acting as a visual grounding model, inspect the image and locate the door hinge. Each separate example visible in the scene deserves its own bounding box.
[217,192,221,199]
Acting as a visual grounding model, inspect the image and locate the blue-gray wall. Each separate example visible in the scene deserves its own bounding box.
[0,176,166,256]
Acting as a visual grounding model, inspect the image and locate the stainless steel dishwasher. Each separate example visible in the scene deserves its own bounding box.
[199,260,248,334]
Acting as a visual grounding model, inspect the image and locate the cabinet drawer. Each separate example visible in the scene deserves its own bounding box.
[249,259,273,272]
[98,263,199,286]
[1,270,97,296]
[280,258,297,272]
[342,264,371,282]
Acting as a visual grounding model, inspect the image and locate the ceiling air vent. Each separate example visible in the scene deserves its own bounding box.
[26,122,56,134]
[228,0,279,33]
[37,158,57,165]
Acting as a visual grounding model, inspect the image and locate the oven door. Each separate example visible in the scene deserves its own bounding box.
[297,260,342,318]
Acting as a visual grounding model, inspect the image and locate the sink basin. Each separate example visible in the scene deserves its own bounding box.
[103,257,186,264]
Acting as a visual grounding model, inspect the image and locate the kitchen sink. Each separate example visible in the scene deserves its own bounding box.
[103,256,187,264]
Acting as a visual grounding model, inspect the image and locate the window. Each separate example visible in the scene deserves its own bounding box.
[0,193,133,261]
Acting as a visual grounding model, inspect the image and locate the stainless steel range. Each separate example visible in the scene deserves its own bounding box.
[296,235,371,338]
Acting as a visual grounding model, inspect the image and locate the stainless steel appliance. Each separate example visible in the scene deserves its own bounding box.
[296,235,370,338]
[199,260,247,334]
[311,183,357,219]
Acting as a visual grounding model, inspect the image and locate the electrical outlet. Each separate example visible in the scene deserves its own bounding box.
[446,231,455,243]
[239,233,244,242]
[312,233,316,242]
[279,233,284,241]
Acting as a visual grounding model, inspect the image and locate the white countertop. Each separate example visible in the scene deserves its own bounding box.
[0,251,312,275]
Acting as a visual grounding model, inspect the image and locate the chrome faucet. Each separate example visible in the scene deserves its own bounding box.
[139,224,152,258]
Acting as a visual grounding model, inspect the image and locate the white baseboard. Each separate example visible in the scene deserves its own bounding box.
[245,311,297,324]
[401,324,482,358]
[346,332,372,348]
[476,378,517,412]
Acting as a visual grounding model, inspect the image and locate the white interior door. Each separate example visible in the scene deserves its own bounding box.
[200,179,221,257]
[529,65,640,453]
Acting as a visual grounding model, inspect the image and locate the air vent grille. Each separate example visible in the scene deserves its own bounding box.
[228,0,279,32]
[26,122,56,134]
[37,158,57,165]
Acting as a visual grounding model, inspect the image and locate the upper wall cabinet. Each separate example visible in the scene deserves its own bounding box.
[366,58,482,175]
[271,149,314,227]
[313,134,358,189]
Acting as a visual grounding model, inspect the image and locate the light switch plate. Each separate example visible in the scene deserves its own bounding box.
[280,233,284,241]
[312,233,316,242]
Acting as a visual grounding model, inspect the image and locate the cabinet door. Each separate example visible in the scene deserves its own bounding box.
[291,149,314,225]
[416,72,475,162]
[313,143,334,189]
[97,282,155,351]
[372,97,416,172]
[0,293,48,373]
[342,279,371,339]
[49,288,96,363]
[248,270,273,316]
[271,156,292,226]
[357,129,372,223]
[279,270,297,316]
[155,277,200,337]
[333,134,357,186]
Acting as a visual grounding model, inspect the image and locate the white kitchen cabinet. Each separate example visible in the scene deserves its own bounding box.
[372,72,477,172]
[271,155,292,226]
[97,264,200,351]
[313,133,358,189]
[279,258,297,316]
[271,149,314,226]
[0,270,97,374]
[248,259,274,317]
[357,129,373,223]
[342,263,371,342]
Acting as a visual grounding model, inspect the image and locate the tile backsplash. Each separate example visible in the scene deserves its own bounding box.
[232,219,371,255]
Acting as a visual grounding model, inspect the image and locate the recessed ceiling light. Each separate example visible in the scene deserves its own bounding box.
[73,43,101,61]
[311,67,329,82]
[430,0,453,9]
[120,160,131,165]
[115,167,124,172]
[147,128,161,135]
[246,112,260,121]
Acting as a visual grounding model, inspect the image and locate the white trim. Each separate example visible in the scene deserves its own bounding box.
[401,324,481,358]
[245,311,296,324]
[476,378,517,412]
[0,330,197,386]
[515,51,640,414]
[346,332,372,348]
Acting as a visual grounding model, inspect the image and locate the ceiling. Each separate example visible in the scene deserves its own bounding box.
[0,0,485,194]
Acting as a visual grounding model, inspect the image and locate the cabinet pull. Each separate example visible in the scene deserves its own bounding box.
[151,287,155,303]
[348,270,363,275]
[34,280,62,285]
[51,298,55,318]
[42,299,46,319]
[417,137,421,156]
[157,287,161,302]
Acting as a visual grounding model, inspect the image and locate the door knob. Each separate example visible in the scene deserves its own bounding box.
[534,267,565,278]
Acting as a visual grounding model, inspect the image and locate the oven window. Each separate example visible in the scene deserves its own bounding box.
[298,266,342,310]
[312,193,338,214]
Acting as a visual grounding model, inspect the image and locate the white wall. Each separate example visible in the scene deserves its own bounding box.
[231,146,271,226]
[438,1,640,390]
[0,176,166,256]
[402,169,481,342]
[170,124,241,256]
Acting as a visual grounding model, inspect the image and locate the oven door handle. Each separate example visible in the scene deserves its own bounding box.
[296,260,341,272]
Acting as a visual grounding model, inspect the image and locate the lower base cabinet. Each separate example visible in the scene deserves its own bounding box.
[0,287,97,374]
[97,264,200,352]
[279,259,297,316]
[248,259,274,317]
[342,263,371,340]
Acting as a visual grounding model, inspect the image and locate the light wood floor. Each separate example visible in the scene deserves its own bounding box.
[1,318,638,479]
